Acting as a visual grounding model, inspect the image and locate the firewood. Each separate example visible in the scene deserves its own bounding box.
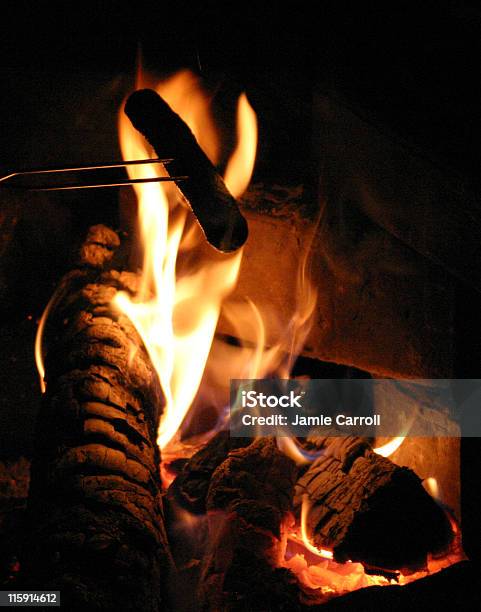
[24,225,172,611]
[199,437,302,611]
[124,89,248,253]
[167,430,252,514]
[294,435,454,570]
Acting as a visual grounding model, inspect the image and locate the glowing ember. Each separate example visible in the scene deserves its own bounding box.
[284,553,390,595]
[279,440,463,598]
[284,487,464,600]
[283,521,465,600]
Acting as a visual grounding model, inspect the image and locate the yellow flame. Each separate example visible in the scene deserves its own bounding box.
[423,477,440,499]
[35,308,49,394]
[114,70,256,450]
[199,210,318,442]
[156,70,221,165]
[34,282,68,394]
[373,436,406,457]
[300,495,334,560]
[224,93,258,198]
[215,212,318,385]
[35,68,316,456]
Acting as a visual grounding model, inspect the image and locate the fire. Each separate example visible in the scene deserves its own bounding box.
[276,437,324,465]
[196,207,318,428]
[285,513,465,600]
[284,436,407,568]
[423,476,440,499]
[34,300,51,394]
[35,280,69,394]
[284,490,464,600]
[285,554,390,595]
[373,435,406,457]
[219,211,318,382]
[281,435,409,565]
[284,501,393,598]
[299,495,333,560]
[114,70,257,450]
[224,93,258,198]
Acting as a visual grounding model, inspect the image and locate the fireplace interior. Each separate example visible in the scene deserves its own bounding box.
[0,3,480,611]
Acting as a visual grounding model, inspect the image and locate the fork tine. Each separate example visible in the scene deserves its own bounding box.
[26,176,188,191]
[0,158,173,187]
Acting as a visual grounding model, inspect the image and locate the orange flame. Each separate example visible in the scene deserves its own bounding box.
[285,490,464,599]
[35,68,316,456]
[35,302,51,394]
[156,70,220,165]
[114,70,257,450]
[35,280,69,394]
[373,436,406,457]
[216,213,318,385]
[423,476,440,499]
[300,495,334,560]
[224,93,258,198]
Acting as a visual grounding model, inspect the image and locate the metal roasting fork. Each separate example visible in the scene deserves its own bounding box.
[0,158,188,191]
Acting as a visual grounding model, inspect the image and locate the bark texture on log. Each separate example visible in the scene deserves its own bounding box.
[167,431,251,514]
[294,436,453,570]
[199,438,302,612]
[24,225,171,611]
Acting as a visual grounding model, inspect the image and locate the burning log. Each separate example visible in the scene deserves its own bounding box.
[170,431,454,606]
[24,225,172,611]
[124,89,248,253]
[199,438,302,611]
[167,430,251,514]
[294,436,454,570]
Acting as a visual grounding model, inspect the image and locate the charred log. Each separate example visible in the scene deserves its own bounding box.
[167,430,251,514]
[199,437,301,611]
[24,225,171,611]
[294,436,453,570]
[124,89,248,253]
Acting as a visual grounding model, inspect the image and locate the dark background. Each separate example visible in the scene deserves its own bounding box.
[1,1,480,185]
